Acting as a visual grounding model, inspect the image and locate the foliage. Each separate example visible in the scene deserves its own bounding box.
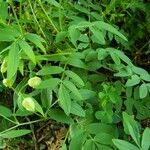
[0,0,150,149]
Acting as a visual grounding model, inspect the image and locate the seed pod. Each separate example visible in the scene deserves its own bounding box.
[28,76,41,88]
[22,97,35,112]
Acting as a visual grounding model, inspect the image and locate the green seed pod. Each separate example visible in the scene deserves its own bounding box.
[28,76,42,88]
[22,97,35,112]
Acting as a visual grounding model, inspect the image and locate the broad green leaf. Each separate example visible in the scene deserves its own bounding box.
[123,112,140,146]
[19,40,36,64]
[79,89,96,100]
[7,43,19,80]
[41,89,52,108]
[69,131,87,150]
[86,123,114,135]
[0,1,8,21]
[96,144,113,150]
[94,133,113,145]
[0,30,15,41]
[79,34,89,43]
[106,48,132,65]
[97,48,108,60]
[70,101,85,117]
[63,80,83,100]
[48,109,73,124]
[25,33,46,54]
[37,66,64,75]
[141,128,150,150]
[139,83,148,99]
[83,139,96,150]
[131,66,148,76]
[126,75,140,87]
[67,57,87,69]
[68,26,81,46]
[45,0,63,8]
[37,78,60,89]
[64,70,85,86]
[55,31,68,43]
[114,66,132,77]
[110,52,120,65]
[94,21,128,41]
[90,26,105,45]
[58,85,71,115]
[0,130,31,139]
[140,74,150,82]
[112,139,139,150]
[0,105,12,117]
[33,99,44,116]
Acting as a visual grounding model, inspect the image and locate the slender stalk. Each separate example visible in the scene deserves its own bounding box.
[37,0,59,33]
[11,3,23,34]
[27,0,47,39]
[0,119,44,134]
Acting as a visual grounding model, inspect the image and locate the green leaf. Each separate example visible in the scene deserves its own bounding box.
[37,66,64,75]
[41,89,52,108]
[123,112,141,146]
[64,70,85,86]
[48,109,73,124]
[70,101,85,117]
[83,139,96,150]
[139,83,148,99]
[140,74,150,82]
[68,26,81,46]
[95,133,113,145]
[110,52,120,65]
[106,48,132,65]
[19,40,36,64]
[95,21,128,41]
[69,131,86,150]
[141,128,150,150]
[37,78,60,89]
[55,31,68,43]
[7,43,19,80]
[112,139,139,150]
[33,99,44,116]
[25,33,46,54]
[0,130,31,139]
[86,123,114,135]
[63,80,83,100]
[0,105,12,117]
[58,85,71,115]
[97,48,108,60]
[90,26,105,45]
[0,29,15,41]
[45,0,63,8]
[126,75,140,87]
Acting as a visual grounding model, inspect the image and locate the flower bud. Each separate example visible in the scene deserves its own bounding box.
[2,79,12,87]
[22,97,35,112]
[1,58,7,73]
[28,76,41,88]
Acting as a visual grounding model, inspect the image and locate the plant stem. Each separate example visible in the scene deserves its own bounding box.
[27,0,47,39]
[11,4,23,34]
[37,0,59,33]
[0,119,44,134]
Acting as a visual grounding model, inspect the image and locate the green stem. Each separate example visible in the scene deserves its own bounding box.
[37,0,59,33]
[27,0,47,39]
[11,3,23,34]
[0,119,44,134]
